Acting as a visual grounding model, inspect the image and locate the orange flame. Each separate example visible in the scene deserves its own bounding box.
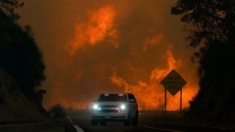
[143,34,164,51]
[66,6,118,55]
[46,46,199,110]
[111,48,199,110]
[47,5,199,111]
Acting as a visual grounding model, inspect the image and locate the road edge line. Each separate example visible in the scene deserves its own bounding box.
[67,116,84,132]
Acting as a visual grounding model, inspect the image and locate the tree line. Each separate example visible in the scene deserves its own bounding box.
[0,0,45,102]
[171,0,235,124]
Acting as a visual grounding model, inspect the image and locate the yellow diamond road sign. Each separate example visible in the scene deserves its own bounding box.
[160,69,187,96]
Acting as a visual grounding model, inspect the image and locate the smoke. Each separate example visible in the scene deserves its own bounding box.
[143,34,164,51]
[111,48,198,110]
[17,0,199,110]
[66,6,118,55]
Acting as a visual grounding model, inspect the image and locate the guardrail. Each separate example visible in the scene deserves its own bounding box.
[138,110,184,117]
[138,110,162,116]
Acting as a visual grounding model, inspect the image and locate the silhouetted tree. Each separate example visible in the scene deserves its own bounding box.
[171,0,235,47]
[0,9,45,100]
[48,104,67,118]
[0,0,24,20]
[171,0,235,124]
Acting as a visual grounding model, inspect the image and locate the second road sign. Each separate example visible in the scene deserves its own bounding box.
[160,69,187,96]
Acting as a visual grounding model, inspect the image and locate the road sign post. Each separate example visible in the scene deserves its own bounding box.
[160,69,186,114]
[180,88,182,114]
[165,88,166,113]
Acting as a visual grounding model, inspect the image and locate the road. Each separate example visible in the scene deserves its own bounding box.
[67,110,228,132]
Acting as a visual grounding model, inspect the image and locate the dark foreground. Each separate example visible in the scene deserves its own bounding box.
[0,119,76,132]
[1,110,234,132]
[68,110,233,132]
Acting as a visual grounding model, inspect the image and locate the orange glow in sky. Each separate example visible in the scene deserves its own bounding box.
[17,1,200,110]
[66,6,118,55]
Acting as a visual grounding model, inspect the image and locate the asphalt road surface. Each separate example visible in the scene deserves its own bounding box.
[69,111,181,132]
[67,110,230,132]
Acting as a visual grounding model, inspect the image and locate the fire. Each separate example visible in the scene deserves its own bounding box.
[47,47,198,110]
[45,4,199,111]
[66,5,118,55]
[111,48,199,110]
[143,34,164,51]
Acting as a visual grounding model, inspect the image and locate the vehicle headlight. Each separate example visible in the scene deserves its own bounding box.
[93,104,98,110]
[120,104,126,110]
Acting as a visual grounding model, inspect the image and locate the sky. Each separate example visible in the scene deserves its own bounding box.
[17,0,199,110]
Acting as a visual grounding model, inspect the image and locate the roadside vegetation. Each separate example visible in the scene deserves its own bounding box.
[0,70,47,122]
[0,0,47,123]
[48,104,67,119]
[171,0,235,128]
[0,0,45,102]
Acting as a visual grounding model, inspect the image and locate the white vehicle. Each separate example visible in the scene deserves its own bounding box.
[91,92,138,126]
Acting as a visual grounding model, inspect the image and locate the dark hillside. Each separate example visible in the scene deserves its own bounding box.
[0,69,48,123]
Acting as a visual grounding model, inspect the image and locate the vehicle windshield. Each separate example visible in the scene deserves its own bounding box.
[98,93,127,102]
